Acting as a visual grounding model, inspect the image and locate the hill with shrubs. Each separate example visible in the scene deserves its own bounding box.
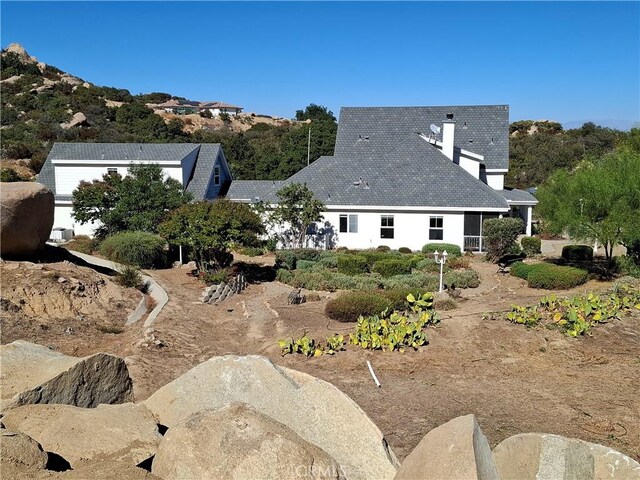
[2,43,636,189]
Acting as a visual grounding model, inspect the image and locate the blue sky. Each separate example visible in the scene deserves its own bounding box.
[2,1,639,127]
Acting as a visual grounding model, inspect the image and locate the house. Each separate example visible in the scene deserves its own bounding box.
[148,100,243,117]
[227,105,538,252]
[38,143,232,237]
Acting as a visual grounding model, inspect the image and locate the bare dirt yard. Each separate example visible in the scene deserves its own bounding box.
[2,254,639,463]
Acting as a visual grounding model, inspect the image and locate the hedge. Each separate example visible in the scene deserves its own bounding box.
[296,260,318,270]
[277,268,381,291]
[527,264,588,289]
[325,291,391,322]
[337,255,369,276]
[510,262,588,289]
[561,245,593,262]
[444,269,480,288]
[521,236,541,257]
[421,243,462,257]
[371,259,412,277]
[275,249,323,270]
[99,231,166,268]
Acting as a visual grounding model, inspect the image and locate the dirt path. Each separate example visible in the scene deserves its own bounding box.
[4,256,639,462]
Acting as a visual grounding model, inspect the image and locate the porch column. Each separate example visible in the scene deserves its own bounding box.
[525,206,532,236]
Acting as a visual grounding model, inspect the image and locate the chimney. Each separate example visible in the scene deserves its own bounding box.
[442,113,455,161]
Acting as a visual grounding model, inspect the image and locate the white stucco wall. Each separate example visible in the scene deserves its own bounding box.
[320,210,466,251]
[53,203,98,237]
[459,156,480,179]
[486,173,504,190]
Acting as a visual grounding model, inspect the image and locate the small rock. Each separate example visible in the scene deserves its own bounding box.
[0,429,48,470]
[57,276,68,283]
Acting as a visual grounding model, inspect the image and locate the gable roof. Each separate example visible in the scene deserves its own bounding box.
[228,133,509,210]
[38,142,225,201]
[335,105,509,170]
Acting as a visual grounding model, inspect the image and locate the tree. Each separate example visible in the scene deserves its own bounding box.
[158,199,264,271]
[72,163,191,237]
[482,217,524,261]
[536,151,640,263]
[295,104,336,122]
[268,183,325,249]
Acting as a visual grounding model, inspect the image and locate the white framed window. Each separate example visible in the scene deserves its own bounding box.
[429,216,444,240]
[213,166,221,186]
[339,214,358,233]
[381,215,394,239]
[107,168,118,177]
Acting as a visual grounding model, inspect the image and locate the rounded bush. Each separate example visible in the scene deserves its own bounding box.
[526,264,588,289]
[65,235,100,255]
[398,247,412,254]
[521,236,541,257]
[509,261,531,280]
[325,291,392,322]
[318,255,338,269]
[337,255,369,276]
[421,243,462,257]
[371,259,412,277]
[99,231,166,268]
[561,245,594,261]
[444,269,480,288]
[376,245,391,252]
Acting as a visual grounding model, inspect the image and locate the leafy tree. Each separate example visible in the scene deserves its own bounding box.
[267,183,325,249]
[72,163,191,237]
[159,199,264,271]
[483,217,524,261]
[295,104,336,122]
[536,151,640,263]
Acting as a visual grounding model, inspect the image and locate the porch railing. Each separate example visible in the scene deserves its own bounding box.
[464,235,484,252]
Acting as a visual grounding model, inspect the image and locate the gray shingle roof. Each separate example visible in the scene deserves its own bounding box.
[227,180,284,201]
[39,143,224,201]
[335,105,509,170]
[500,188,538,204]
[228,134,509,210]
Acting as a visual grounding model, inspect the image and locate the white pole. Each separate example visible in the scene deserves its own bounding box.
[439,260,444,292]
[307,126,311,166]
[367,360,381,388]
[179,245,183,265]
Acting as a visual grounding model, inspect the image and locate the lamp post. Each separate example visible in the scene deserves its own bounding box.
[433,250,448,292]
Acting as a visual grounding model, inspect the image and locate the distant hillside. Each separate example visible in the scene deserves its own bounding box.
[0,43,334,180]
[1,44,635,188]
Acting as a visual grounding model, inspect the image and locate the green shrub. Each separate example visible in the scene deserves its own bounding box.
[99,231,166,268]
[276,268,293,283]
[415,258,443,273]
[421,243,462,257]
[115,265,143,288]
[376,245,391,252]
[521,236,542,257]
[337,255,369,276]
[561,245,594,261]
[275,250,297,270]
[379,289,412,311]
[318,255,338,269]
[65,235,100,255]
[434,298,458,310]
[506,242,523,255]
[0,168,25,182]
[202,268,230,285]
[381,273,439,292]
[398,247,412,254]
[325,291,391,322]
[614,256,640,279]
[526,264,589,289]
[510,261,531,280]
[483,218,524,261]
[238,246,264,257]
[447,256,470,269]
[444,269,480,288]
[371,259,412,277]
[296,260,317,270]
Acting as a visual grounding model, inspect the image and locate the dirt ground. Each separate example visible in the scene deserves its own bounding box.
[2,254,639,463]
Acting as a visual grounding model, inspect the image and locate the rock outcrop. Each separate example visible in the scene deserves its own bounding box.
[2,403,162,467]
[492,433,640,480]
[394,414,499,480]
[0,340,133,411]
[144,355,399,480]
[0,182,54,257]
[60,112,89,129]
[152,402,343,480]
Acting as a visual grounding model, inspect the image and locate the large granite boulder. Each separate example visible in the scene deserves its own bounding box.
[2,403,162,467]
[0,181,54,257]
[0,429,48,469]
[394,414,499,480]
[493,433,640,480]
[144,355,399,480]
[152,402,343,479]
[0,340,133,411]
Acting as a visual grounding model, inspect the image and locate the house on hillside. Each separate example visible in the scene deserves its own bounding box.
[38,143,232,237]
[148,100,243,117]
[227,105,537,252]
